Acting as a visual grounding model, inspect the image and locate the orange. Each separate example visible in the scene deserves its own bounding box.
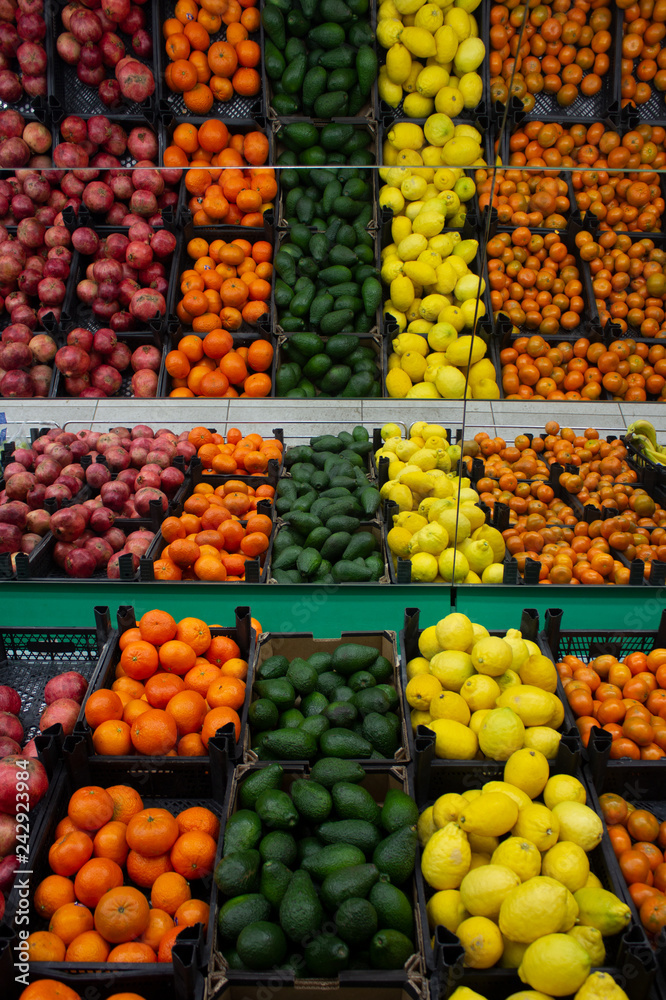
[159,640,197,676]
[157,925,184,963]
[94,886,150,944]
[68,786,115,832]
[190,48,212,81]
[206,676,245,710]
[168,538,201,567]
[49,830,94,877]
[169,58,197,92]
[200,370,231,397]
[207,40,237,77]
[74,858,124,908]
[93,822,129,867]
[183,82,214,114]
[178,733,207,756]
[153,558,183,582]
[176,806,220,840]
[175,0,198,23]
[220,657,248,680]
[198,119,229,153]
[176,616,212,654]
[206,634,240,666]
[130,709,178,756]
[174,898,210,928]
[236,39,260,67]
[108,942,157,963]
[203,328,233,359]
[120,641,159,681]
[194,555,228,580]
[126,808,180,857]
[150,871,192,914]
[145,673,186,709]
[183,20,209,50]
[18,984,80,1000]
[247,340,273,372]
[93,719,132,756]
[244,373,271,397]
[201,706,241,746]
[126,849,174,887]
[170,830,217,879]
[119,627,142,651]
[184,660,222,696]
[140,908,174,951]
[166,690,207,736]
[188,426,213,446]
[106,785,144,825]
[139,610,177,646]
[85,689,123,729]
[65,929,110,962]
[243,132,269,166]
[34,875,77,919]
[49,901,94,945]
[122,699,151,726]
[112,677,146,700]
[26,931,66,962]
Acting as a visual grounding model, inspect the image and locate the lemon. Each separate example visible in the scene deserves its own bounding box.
[402,175,429,202]
[456,916,503,968]
[523,727,561,760]
[421,821,471,889]
[419,624,443,659]
[427,889,468,933]
[460,674,500,711]
[478,707,524,761]
[471,636,513,677]
[503,748,549,799]
[398,233,429,261]
[388,485,414,513]
[542,775,586,811]
[379,185,406,215]
[519,654,558,693]
[401,25,437,57]
[386,368,413,398]
[435,612,474,651]
[567,926,605,967]
[418,805,437,846]
[500,939,529,971]
[434,86,464,117]
[386,42,412,85]
[518,933,591,996]
[460,864,521,918]
[513,804,559,852]
[434,23,458,61]
[442,136,481,167]
[541,842,589,894]
[400,350,429,382]
[433,792,466,827]
[469,709,489,735]
[429,690,470,724]
[551,802,602,853]
[428,322,458,352]
[376,17,404,47]
[445,6,471,38]
[430,717,478,759]
[458,71,483,108]
[483,781,531,813]
[410,551,439,582]
[459,792,519,837]
[469,851,491,869]
[378,68,404,108]
[454,35,485,72]
[417,64,449,97]
[395,0,428,12]
[406,673,443,710]
[584,872,602,890]
[497,686,558,727]
[434,365,467,398]
[491,838,541,882]
[467,833,499,855]
[411,708,432,731]
[387,526,413,557]
[436,509,471,544]
[406,655,431,680]
[415,2,444,30]
[499,877,568,943]
[388,122,425,151]
[424,112,455,147]
[574,972,630,1000]
[546,694,565,729]
[573,887,631,936]
[447,989,487,1000]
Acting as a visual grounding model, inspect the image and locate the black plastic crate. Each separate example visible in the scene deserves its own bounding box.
[14,532,146,583]
[10,966,204,1000]
[45,0,159,117]
[372,426,463,483]
[399,607,581,782]
[155,0,265,121]
[277,331,383,399]
[583,232,666,338]
[381,319,495,399]
[616,7,666,122]
[422,765,657,1000]
[52,327,169,399]
[50,111,166,170]
[209,763,428,986]
[160,324,279,399]
[624,432,666,493]
[73,603,253,765]
[241,627,404,764]
[0,742,228,995]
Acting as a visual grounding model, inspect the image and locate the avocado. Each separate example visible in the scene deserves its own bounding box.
[310,758,366,788]
[260,860,293,908]
[317,820,381,856]
[280,870,324,943]
[302,843,366,881]
[255,678,296,712]
[331,643,380,675]
[348,670,376,692]
[316,671,343,700]
[298,836,322,863]
[261,728,318,760]
[381,789,419,832]
[369,929,414,970]
[291,778,332,823]
[300,715,330,739]
[214,849,261,897]
[217,893,270,940]
[362,712,399,758]
[319,728,373,759]
[301,691,329,716]
[330,782,381,825]
[257,655,290,680]
[236,921,287,971]
[308,651,333,673]
[324,701,358,727]
[239,763,283,810]
[352,687,391,717]
[279,708,305,729]
[369,882,414,938]
[369,655,393,683]
[255,789,299,830]
[321,862,380,910]
[372,825,418,886]
[286,658,319,695]
[304,933,349,977]
[259,830,298,867]
[334,898,378,944]
[223,809,262,855]
[248,698,279,732]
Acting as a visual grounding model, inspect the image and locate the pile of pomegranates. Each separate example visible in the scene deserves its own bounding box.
[0,109,51,170]
[55,326,162,398]
[0,0,48,110]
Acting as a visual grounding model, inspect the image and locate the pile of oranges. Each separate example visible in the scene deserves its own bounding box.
[598,793,666,939]
[503,122,666,233]
[619,0,666,107]
[188,424,282,475]
[162,0,261,114]
[577,230,666,339]
[476,163,571,230]
[499,334,666,402]
[24,774,220,964]
[489,0,613,110]
[166,332,274,399]
[153,479,275,581]
[20,984,143,1000]
[558,645,666,758]
[85,610,247,752]
[488,229,585,337]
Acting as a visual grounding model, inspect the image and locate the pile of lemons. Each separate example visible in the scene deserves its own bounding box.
[447,975,630,1000]
[405,611,567,756]
[418,758,632,996]
[377,423,504,581]
[377,0,485,118]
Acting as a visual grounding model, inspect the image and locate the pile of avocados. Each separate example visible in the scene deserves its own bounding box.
[262,0,378,118]
[271,430,382,584]
[214,762,418,974]
[276,332,381,399]
[248,642,403,761]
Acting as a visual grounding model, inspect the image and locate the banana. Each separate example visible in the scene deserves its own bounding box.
[627,419,658,449]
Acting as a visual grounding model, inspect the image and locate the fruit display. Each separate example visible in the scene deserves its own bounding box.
[376,422,506,582]
[261,0,377,117]
[80,609,249,754]
[419,760,634,994]
[489,0,613,110]
[247,637,403,761]
[577,230,666,338]
[378,0,485,118]
[273,429,382,584]
[162,0,261,113]
[213,765,419,974]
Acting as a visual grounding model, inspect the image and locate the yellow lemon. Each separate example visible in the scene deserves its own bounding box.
[429,690,471,724]
[573,887,631,936]
[386,368,413,398]
[551,802,602,853]
[523,727,561,760]
[574,972,629,1000]
[460,864,521,919]
[471,636,513,676]
[430,649,475,691]
[483,781,531,813]
[411,708,432,732]
[503,748,549,799]
[433,792,466,827]
[491,837,541,882]
[418,804,437,846]
[469,709,490,735]
[541,842,590,893]
[410,551,439,581]
[435,612,474,650]
[513,803,559,852]
[460,674,500,711]
[421,822,471,889]
[518,934,590,996]
[499,878,568,943]
[543,774,587,811]
[429,718,478,759]
[459,792,519,838]
[500,938,529,971]
[519,654,558,693]
[496,686,559,727]
[406,655,431,680]
[426,889,468,934]
[419,624,443,659]
[567,926,605,967]
[435,85,465,117]
[478,707,525,761]
[387,526,413,557]
[456,916,504,969]
[406,673,443,710]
